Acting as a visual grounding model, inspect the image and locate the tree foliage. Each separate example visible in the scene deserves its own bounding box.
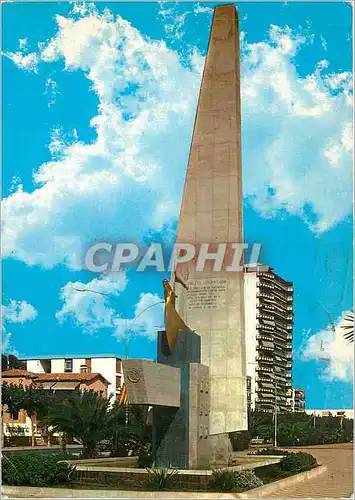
[43,391,113,458]
[1,354,26,371]
[248,410,353,446]
[342,311,354,343]
[107,403,149,457]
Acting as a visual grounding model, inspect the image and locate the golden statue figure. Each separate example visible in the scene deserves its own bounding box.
[163,278,191,352]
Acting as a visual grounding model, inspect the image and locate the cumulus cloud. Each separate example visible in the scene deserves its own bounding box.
[2,300,38,324]
[302,310,354,382]
[56,274,164,340]
[4,51,39,72]
[2,299,38,355]
[113,292,164,340]
[240,26,352,232]
[2,5,353,271]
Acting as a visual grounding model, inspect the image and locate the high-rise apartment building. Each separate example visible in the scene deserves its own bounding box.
[244,264,294,412]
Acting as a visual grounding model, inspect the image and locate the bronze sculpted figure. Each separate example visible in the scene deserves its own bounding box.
[163,279,191,351]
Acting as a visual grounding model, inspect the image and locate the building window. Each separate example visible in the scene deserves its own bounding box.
[64,359,73,373]
[80,365,88,373]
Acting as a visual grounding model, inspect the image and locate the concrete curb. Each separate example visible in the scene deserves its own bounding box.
[1,465,327,499]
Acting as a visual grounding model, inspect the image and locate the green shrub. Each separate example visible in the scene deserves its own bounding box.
[254,463,285,484]
[233,470,263,492]
[254,452,317,485]
[1,452,77,487]
[145,468,179,490]
[137,449,153,468]
[209,469,263,492]
[230,430,250,451]
[209,469,236,491]
[279,452,317,472]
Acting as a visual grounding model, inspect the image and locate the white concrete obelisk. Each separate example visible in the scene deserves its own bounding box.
[173,4,247,464]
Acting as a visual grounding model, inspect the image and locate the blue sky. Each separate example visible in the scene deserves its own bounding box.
[2,1,353,409]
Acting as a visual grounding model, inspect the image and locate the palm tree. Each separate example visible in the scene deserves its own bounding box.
[342,311,354,343]
[44,391,113,458]
[23,386,52,447]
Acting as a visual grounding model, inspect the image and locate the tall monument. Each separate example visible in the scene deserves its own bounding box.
[173,4,247,464]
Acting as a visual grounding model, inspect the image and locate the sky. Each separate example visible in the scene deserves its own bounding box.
[2,1,353,409]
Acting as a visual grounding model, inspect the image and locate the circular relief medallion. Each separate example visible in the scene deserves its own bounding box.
[127,368,141,383]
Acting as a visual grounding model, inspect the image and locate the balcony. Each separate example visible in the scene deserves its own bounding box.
[256,365,273,373]
[256,345,274,353]
[256,376,274,383]
[258,303,275,312]
[257,324,274,332]
[256,334,274,341]
[257,353,274,361]
[257,291,274,300]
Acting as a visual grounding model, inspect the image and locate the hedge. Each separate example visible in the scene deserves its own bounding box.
[254,451,317,484]
[2,452,77,487]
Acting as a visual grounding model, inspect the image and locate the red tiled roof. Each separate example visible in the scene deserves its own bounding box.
[2,369,37,378]
[2,370,110,385]
[35,372,110,384]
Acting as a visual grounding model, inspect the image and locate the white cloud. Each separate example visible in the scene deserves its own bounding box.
[158,2,190,42]
[56,274,127,332]
[2,6,353,271]
[302,310,354,382]
[2,299,37,355]
[193,4,213,15]
[4,51,39,72]
[158,2,213,41]
[44,76,60,106]
[320,35,327,51]
[240,25,352,232]
[56,274,164,340]
[19,38,28,50]
[2,300,38,324]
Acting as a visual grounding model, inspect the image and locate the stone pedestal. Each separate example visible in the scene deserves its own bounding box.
[155,330,210,469]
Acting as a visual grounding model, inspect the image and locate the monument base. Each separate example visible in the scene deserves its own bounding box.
[155,331,210,469]
[209,433,233,466]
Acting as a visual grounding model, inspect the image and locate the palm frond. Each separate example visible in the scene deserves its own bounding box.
[342,311,354,343]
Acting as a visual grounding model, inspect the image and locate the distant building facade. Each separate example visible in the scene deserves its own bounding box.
[305,409,354,419]
[290,388,306,412]
[23,354,123,401]
[245,264,294,412]
[2,368,110,443]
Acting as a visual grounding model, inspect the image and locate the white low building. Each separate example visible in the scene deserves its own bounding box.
[305,409,354,419]
[23,354,124,402]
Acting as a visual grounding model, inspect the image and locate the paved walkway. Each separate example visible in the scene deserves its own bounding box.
[272,443,353,498]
